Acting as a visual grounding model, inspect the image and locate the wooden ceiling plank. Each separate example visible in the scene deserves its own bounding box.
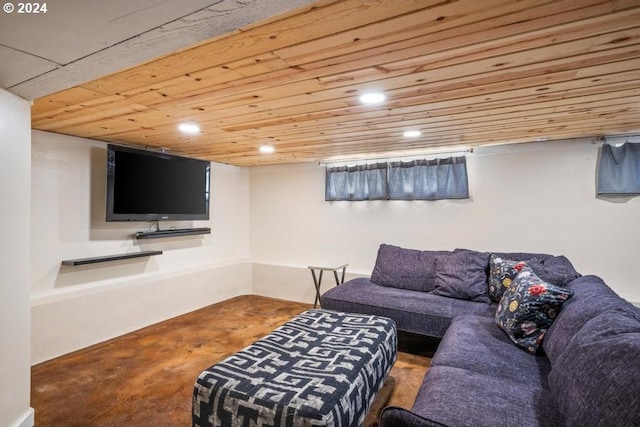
[74,75,640,147]
[194,54,635,130]
[34,103,155,132]
[282,119,638,156]
[116,52,295,101]
[222,93,640,139]
[275,0,557,65]
[86,82,639,148]
[373,13,640,74]
[228,102,640,146]
[167,100,640,156]
[292,0,617,70]
[382,37,640,90]
[206,52,640,132]
[201,106,640,156]
[202,113,637,158]
[30,87,109,119]
[171,40,640,121]
[614,0,640,11]
[200,87,640,150]
[135,51,631,134]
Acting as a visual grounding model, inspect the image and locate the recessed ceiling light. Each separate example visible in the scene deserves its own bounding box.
[359,92,386,105]
[259,144,275,154]
[403,130,422,138]
[178,122,200,134]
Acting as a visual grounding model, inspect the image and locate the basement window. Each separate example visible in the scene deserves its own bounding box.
[597,142,640,195]
[325,162,388,201]
[325,156,469,201]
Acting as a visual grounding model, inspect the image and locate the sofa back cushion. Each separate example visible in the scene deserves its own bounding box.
[488,251,552,262]
[527,256,581,287]
[370,244,450,292]
[548,307,640,426]
[432,249,491,302]
[542,275,625,363]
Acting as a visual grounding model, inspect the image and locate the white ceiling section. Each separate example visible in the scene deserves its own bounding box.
[0,0,316,99]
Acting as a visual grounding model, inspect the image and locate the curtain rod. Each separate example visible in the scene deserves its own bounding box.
[319,148,472,167]
[597,133,640,143]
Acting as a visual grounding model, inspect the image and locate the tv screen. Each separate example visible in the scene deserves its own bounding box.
[106,144,210,221]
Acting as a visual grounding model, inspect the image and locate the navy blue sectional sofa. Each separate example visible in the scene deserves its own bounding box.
[321,244,640,427]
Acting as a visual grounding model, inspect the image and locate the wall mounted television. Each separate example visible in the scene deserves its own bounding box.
[106,144,210,222]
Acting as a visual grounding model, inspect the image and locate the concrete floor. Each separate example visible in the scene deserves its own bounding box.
[31,295,431,426]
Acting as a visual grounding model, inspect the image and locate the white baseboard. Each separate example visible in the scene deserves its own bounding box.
[11,408,34,427]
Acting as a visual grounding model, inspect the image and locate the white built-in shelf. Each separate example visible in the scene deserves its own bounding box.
[61,250,163,266]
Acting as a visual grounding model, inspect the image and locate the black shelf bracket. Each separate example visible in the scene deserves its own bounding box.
[134,227,211,239]
[61,250,163,266]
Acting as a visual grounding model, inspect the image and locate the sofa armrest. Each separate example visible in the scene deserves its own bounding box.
[379,406,448,427]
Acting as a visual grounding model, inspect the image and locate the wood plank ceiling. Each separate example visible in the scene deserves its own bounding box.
[31,0,640,166]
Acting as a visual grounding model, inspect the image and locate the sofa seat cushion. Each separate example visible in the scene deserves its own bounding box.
[321,278,495,338]
[380,406,448,427]
[432,315,552,388]
[548,306,640,427]
[411,366,564,427]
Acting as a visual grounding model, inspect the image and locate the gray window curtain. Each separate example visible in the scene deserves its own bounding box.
[597,143,640,195]
[325,162,388,201]
[325,156,469,201]
[388,157,469,200]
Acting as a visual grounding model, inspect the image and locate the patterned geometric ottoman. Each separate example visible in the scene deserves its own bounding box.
[193,309,397,427]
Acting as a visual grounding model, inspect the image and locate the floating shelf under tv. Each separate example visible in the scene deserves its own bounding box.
[134,227,211,239]
[62,250,163,266]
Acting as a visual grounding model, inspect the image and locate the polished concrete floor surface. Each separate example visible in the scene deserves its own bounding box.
[31,295,431,426]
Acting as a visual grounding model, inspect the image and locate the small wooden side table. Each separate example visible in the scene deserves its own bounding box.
[307,263,348,308]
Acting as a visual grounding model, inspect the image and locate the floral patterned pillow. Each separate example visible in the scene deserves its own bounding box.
[495,268,574,354]
[488,254,529,303]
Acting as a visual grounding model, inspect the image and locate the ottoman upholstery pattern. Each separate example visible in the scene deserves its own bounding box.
[193,309,397,427]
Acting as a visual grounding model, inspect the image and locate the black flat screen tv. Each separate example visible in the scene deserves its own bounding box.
[106,144,210,222]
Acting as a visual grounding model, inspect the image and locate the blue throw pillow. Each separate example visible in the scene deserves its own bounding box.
[496,268,574,354]
[488,254,529,303]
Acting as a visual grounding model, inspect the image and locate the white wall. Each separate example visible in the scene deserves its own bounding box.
[0,89,34,427]
[31,131,251,364]
[28,134,640,366]
[250,139,640,304]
